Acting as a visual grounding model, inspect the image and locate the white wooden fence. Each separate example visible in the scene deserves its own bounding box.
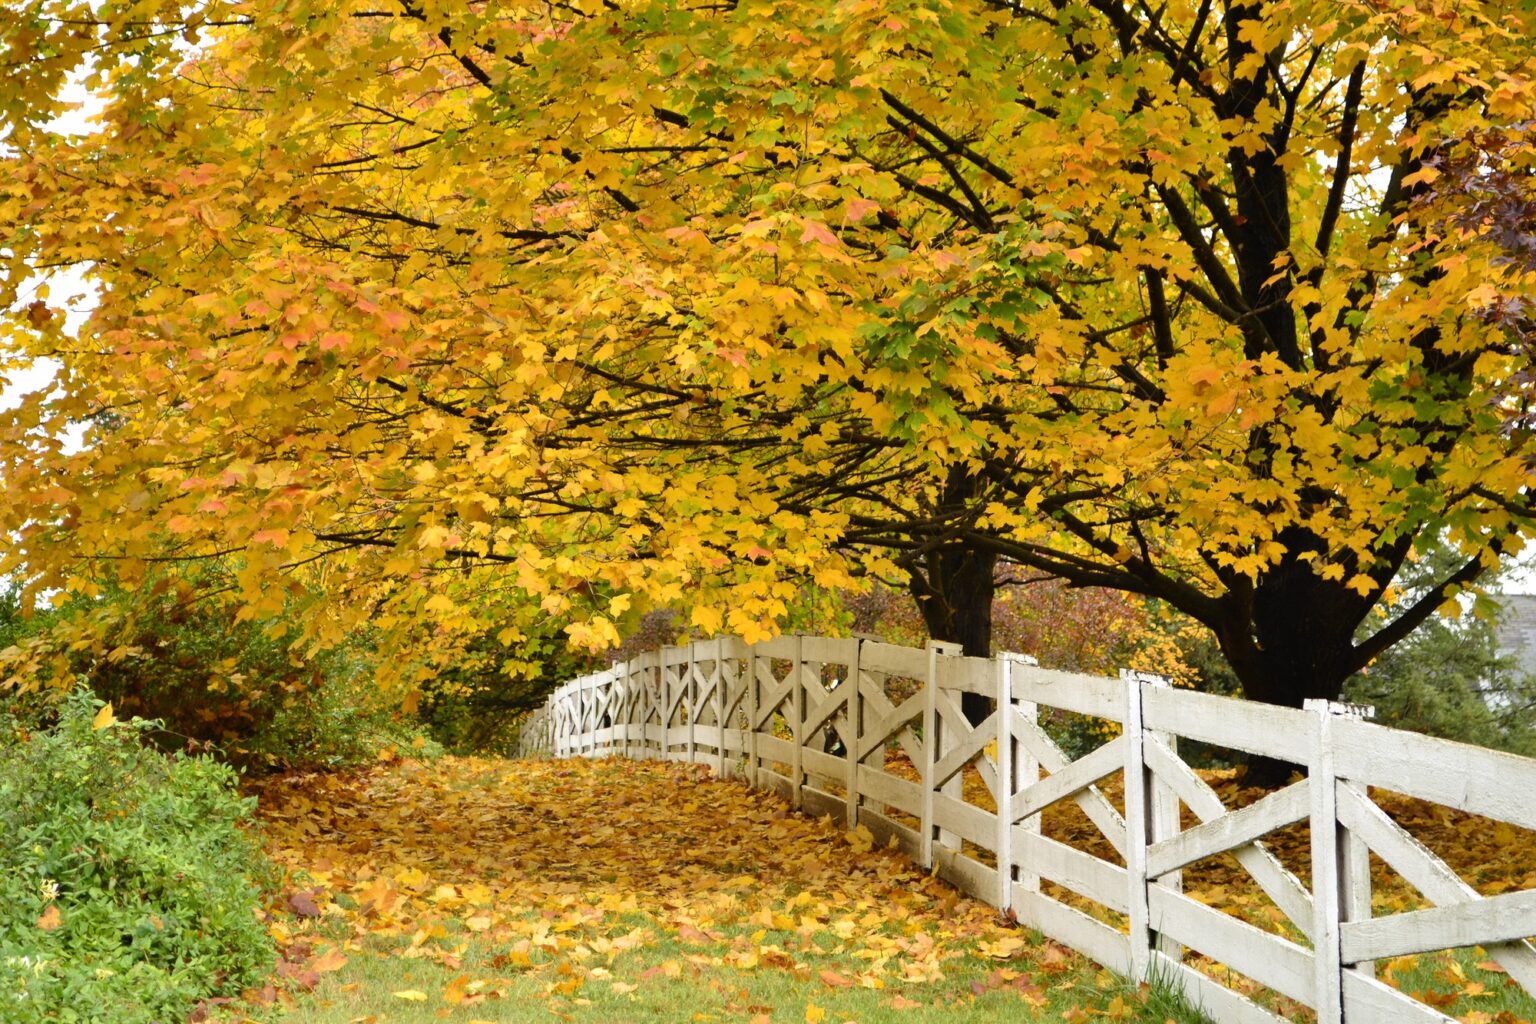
[517,634,1536,1024]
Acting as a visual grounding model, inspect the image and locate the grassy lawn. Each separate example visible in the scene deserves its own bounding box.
[213,756,1206,1024]
[210,755,1536,1024]
[257,921,1181,1024]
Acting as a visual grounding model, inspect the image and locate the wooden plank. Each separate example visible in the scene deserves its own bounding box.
[801,635,859,666]
[752,671,796,732]
[1012,889,1132,977]
[1341,969,1457,1024]
[1013,711,1129,859]
[1144,736,1315,939]
[801,746,846,784]
[1341,889,1536,963]
[933,668,965,855]
[1341,793,1374,978]
[753,635,799,660]
[747,649,760,788]
[756,733,796,764]
[996,656,1015,913]
[1013,689,1043,899]
[921,643,940,868]
[1148,886,1317,1007]
[858,806,922,862]
[854,763,923,817]
[1332,717,1536,832]
[1015,828,1130,915]
[858,640,928,678]
[930,711,998,787]
[934,653,998,696]
[801,786,844,822]
[791,635,804,810]
[1142,685,1315,763]
[1012,665,1126,721]
[1013,734,1127,822]
[1145,779,1310,885]
[1306,702,1343,1024]
[932,793,998,851]
[933,847,998,905]
[846,640,862,829]
[718,728,750,758]
[756,769,795,803]
[1124,673,1151,982]
[801,683,850,739]
[855,693,925,761]
[709,640,727,776]
[1335,781,1536,989]
[1151,954,1294,1024]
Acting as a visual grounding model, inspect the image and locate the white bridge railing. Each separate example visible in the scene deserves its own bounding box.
[518,634,1536,1024]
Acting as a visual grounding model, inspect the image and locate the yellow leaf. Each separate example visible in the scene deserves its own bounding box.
[392,990,428,1002]
[92,703,115,731]
[442,975,470,1005]
[805,1001,826,1023]
[310,950,348,973]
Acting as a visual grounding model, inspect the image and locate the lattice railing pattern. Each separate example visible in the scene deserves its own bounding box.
[519,635,1536,1024]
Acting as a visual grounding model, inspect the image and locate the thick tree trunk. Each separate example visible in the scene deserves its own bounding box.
[1213,532,1374,786]
[908,538,997,726]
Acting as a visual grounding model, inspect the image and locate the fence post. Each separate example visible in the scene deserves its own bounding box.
[712,640,726,777]
[1012,656,1041,900]
[584,677,595,757]
[620,661,632,761]
[552,694,561,758]
[920,641,962,869]
[747,644,760,789]
[588,675,598,756]
[1122,671,1151,983]
[1307,699,1375,1024]
[1342,802,1375,980]
[1306,698,1344,1024]
[845,639,863,829]
[996,654,1016,913]
[1144,675,1181,961]
[684,643,697,764]
[660,649,674,761]
[651,652,664,760]
[791,635,805,810]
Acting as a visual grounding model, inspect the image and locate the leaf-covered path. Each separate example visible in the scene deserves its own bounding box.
[240,756,1172,1023]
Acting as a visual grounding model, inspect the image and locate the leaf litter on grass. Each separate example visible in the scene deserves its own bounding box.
[231,755,1171,1023]
[231,753,1535,1024]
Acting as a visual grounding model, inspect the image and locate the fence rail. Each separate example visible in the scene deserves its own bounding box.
[518,634,1536,1024]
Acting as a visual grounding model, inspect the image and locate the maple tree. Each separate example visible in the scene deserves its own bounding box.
[2,1,1536,718]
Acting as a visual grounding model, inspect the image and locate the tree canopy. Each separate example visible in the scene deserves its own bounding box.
[3,0,1535,705]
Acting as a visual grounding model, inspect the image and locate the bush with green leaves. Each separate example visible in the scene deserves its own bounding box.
[0,572,427,772]
[1345,610,1536,758]
[0,688,274,1023]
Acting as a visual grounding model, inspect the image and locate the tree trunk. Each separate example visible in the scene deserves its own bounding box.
[908,538,997,726]
[1213,533,1375,786]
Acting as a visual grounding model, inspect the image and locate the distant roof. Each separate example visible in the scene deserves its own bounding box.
[1494,594,1536,679]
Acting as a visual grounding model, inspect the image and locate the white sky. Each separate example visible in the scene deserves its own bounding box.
[2,79,102,424]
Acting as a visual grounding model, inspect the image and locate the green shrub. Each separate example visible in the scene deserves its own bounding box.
[1345,612,1536,757]
[0,573,428,772]
[0,688,274,1023]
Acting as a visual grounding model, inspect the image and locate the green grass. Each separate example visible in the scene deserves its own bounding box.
[1370,946,1536,1022]
[219,917,1210,1024]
